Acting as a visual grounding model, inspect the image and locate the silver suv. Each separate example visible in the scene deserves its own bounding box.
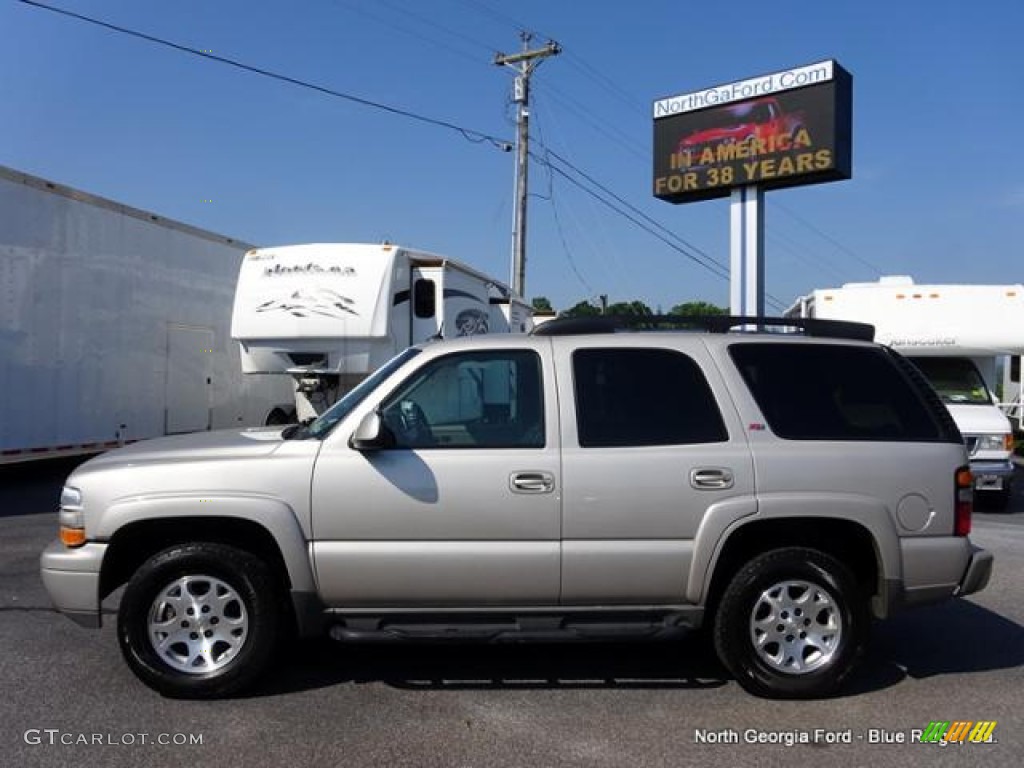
[41,317,993,699]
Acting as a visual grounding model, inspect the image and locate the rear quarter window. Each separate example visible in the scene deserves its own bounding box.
[728,343,955,442]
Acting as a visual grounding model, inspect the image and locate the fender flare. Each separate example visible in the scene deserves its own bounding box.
[98,493,315,593]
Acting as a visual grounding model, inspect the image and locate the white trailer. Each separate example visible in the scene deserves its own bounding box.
[0,166,293,464]
[786,276,1023,507]
[230,242,532,422]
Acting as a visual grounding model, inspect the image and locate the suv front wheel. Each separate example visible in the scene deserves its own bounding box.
[713,547,868,699]
[117,542,283,698]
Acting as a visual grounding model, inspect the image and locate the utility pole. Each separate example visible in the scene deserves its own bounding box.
[494,33,560,298]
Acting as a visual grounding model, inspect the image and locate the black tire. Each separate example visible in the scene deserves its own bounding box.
[117,543,283,699]
[713,547,868,699]
[265,408,293,426]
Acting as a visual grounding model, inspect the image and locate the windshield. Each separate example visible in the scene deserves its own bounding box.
[303,347,422,439]
[911,357,993,405]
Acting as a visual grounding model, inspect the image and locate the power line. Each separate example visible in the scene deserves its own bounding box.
[770,199,887,276]
[536,149,788,311]
[562,52,649,117]
[373,0,501,56]
[767,229,853,284]
[539,155,722,273]
[531,106,603,295]
[327,0,496,66]
[534,86,648,161]
[541,150,729,277]
[548,188,595,295]
[18,0,512,151]
[533,150,802,310]
[531,93,638,294]
[451,0,537,37]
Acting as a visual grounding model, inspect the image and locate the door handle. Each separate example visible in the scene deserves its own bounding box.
[690,467,734,490]
[510,471,555,494]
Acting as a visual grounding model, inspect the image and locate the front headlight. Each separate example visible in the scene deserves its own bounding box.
[59,486,85,547]
[975,434,1012,453]
[60,486,82,510]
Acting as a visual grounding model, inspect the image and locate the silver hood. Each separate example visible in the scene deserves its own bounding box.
[74,427,288,470]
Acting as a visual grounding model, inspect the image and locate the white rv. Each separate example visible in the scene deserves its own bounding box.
[787,276,1021,507]
[0,166,293,464]
[230,243,532,422]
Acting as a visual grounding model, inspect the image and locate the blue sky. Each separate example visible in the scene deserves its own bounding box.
[2,0,1021,313]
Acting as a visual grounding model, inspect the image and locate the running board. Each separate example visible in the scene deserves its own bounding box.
[327,609,702,644]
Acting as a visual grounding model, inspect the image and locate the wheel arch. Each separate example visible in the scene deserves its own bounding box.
[99,515,310,603]
[701,517,881,622]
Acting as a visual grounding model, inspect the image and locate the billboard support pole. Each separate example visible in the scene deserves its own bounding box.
[730,184,765,317]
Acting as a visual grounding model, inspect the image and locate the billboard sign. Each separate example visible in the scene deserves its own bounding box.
[653,60,852,204]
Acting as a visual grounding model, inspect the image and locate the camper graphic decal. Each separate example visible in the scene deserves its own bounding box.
[262,263,356,277]
[255,288,359,319]
[455,308,489,336]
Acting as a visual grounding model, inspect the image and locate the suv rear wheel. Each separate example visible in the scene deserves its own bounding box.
[713,547,867,699]
[117,542,282,698]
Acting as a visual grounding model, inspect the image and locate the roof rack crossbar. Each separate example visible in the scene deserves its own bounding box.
[531,315,874,342]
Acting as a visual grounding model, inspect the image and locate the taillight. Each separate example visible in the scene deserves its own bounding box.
[954,466,973,536]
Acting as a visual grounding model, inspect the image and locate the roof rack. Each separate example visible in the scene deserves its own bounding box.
[531,315,875,342]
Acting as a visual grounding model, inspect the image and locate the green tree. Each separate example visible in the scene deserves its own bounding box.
[669,301,727,317]
[605,300,653,317]
[560,300,601,318]
[530,296,554,313]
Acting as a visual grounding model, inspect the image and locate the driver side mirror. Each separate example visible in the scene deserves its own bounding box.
[349,411,395,451]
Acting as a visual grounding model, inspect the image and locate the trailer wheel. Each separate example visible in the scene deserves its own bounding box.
[265,408,293,426]
[117,543,283,698]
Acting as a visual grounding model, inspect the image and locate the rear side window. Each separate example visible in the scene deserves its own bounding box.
[729,343,954,442]
[573,348,727,447]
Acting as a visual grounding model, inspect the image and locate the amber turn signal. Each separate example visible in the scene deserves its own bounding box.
[59,526,86,547]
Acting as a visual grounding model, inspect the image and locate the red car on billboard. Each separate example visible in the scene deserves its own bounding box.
[676,97,806,169]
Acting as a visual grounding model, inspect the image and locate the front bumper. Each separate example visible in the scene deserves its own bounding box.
[969,459,1014,492]
[39,539,107,628]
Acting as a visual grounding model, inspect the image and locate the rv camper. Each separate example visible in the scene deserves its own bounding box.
[230,243,532,422]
